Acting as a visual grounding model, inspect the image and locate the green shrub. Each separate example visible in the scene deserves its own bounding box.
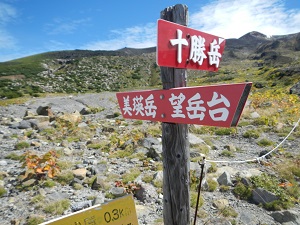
[15,141,30,150]
[243,129,260,139]
[257,138,274,146]
[207,178,218,192]
[264,200,292,211]
[207,162,217,173]
[233,182,252,200]
[219,185,230,192]
[0,186,7,197]
[250,173,296,210]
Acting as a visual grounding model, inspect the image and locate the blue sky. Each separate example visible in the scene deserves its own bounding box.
[0,0,300,62]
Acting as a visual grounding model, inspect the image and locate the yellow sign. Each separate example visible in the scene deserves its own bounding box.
[40,194,138,225]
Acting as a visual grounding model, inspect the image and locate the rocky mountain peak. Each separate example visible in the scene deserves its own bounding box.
[239,31,268,41]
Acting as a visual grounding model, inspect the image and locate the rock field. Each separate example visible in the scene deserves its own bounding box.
[0,93,299,225]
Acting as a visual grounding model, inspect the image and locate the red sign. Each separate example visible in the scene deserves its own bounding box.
[157,19,226,71]
[116,83,252,127]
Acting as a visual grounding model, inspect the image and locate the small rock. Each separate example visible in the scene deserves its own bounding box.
[250,112,260,119]
[31,141,42,147]
[91,175,106,190]
[17,120,32,129]
[189,133,205,145]
[109,187,126,197]
[71,200,92,212]
[140,137,160,148]
[290,81,300,96]
[259,150,272,159]
[217,171,233,186]
[22,179,37,188]
[224,144,236,152]
[0,160,8,166]
[135,183,157,203]
[152,171,163,185]
[212,199,229,209]
[58,111,82,123]
[72,168,87,180]
[63,147,74,156]
[92,195,105,205]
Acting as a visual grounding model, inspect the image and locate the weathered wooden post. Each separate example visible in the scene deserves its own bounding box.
[116,4,250,224]
[160,4,190,225]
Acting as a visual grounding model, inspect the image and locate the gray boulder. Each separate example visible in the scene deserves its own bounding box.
[290,81,300,96]
[140,137,160,148]
[270,210,300,224]
[135,183,157,203]
[251,188,278,204]
[217,171,233,186]
[109,187,126,197]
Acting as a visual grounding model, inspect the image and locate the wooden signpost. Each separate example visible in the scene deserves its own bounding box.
[116,4,251,225]
[40,195,138,225]
[116,83,252,127]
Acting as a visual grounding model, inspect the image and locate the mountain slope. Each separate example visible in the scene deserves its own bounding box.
[0,31,299,99]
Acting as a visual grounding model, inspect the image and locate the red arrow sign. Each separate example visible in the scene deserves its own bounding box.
[157,19,226,71]
[116,83,252,127]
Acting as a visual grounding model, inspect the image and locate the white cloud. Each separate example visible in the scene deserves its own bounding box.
[189,0,300,38]
[0,2,16,24]
[0,2,17,49]
[0,29,16,49]
[82,0,300,51]
[45,18,91,35]
[82,23,156,50]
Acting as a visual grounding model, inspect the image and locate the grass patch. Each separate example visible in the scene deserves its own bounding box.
[15,141,30,150]
[142,174,154,183]
[190,191,204,208]
[5,152,24,160]
[221,206,238,218]
[257,138,274,146]
[0,186,7,197]
[246,173,298,210]
[26,216,44,225]
[42,179,56,188]
[243,129,260,139]
[122,168,141,183]
[43,199,70,215]
[207,178,218,192]
[56,161,74,170]
[220,150,234,157]
[55,170,74,185]
[215,127,236,135]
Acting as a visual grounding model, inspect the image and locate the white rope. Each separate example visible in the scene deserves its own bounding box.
[206,118,300,164]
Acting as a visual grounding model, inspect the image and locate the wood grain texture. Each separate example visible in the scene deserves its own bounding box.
[160,4,190,225]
